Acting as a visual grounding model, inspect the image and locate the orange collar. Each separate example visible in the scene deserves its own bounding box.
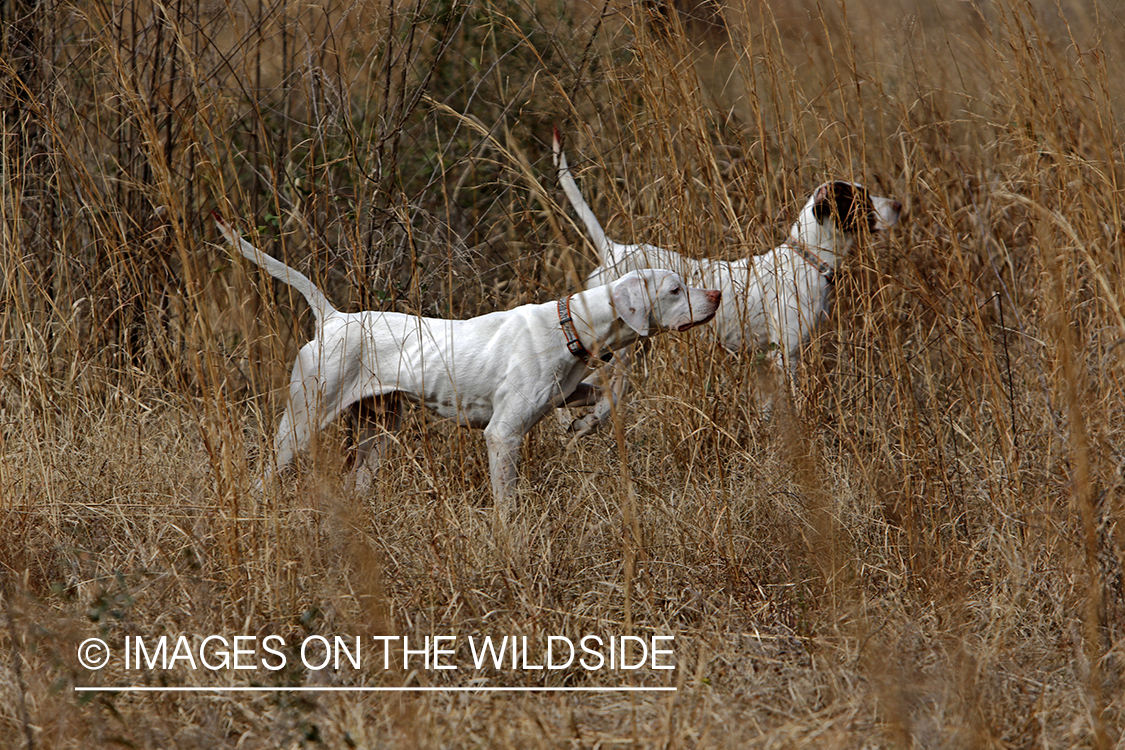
[557,297,613,365]
[791,241,835,280]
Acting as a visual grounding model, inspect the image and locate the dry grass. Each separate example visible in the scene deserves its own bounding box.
[2,0,1124,746]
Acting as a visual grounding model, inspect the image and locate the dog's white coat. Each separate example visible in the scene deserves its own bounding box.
[558,140,901,362]
[215,218,720,500]
[554,134,901,425]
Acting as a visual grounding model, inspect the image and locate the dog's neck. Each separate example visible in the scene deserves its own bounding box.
[558,297,613,365]
[787,202,856,270]
[564,285,643,358]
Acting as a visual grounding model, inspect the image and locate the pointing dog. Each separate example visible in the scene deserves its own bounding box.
[215,215,721,500]
[553,129,901,428]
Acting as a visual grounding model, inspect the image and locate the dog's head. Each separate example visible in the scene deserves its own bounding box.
[803,181,902,249]
[611,270,721,337]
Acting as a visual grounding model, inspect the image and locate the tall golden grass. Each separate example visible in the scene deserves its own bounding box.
[1,0,1123,746]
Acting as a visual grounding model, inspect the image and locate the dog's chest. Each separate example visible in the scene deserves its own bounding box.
[715,253,833,348]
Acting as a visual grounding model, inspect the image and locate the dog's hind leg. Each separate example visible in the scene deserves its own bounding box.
[264,365,322,489]
[262,343,346,489]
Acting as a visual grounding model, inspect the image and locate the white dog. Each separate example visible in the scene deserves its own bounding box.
[553,129,901,426]
[215,215,721,501]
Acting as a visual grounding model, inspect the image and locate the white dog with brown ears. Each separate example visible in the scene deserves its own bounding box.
[553,127,902,428]
[214,214,720,501]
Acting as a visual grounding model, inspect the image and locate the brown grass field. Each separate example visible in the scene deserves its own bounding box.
[2,0,1124,746]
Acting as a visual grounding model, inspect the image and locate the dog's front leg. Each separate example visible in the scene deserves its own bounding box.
[567,353,630,438]
[776,314,814,408]
[555,380,599,433]
[484,424,524,503]
[561,382,600,407]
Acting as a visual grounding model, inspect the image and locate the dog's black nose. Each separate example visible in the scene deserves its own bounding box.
[892,200,904,214]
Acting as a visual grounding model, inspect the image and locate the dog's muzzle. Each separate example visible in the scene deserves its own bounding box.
[677,289,721,331]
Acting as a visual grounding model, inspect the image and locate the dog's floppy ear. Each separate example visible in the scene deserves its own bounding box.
[812,183,834,223]
[611,274,651,336]
[812,181,870,230]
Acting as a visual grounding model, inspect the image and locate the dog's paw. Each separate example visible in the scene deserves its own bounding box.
[555,408,576,430]
[567,413,603,438]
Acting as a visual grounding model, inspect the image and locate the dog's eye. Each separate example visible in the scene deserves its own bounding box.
[670,286,681,296]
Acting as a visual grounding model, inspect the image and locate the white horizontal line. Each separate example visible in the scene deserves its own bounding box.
[75,686,676,693]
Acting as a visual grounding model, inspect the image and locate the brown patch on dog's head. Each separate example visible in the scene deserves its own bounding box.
[812,181,878,234]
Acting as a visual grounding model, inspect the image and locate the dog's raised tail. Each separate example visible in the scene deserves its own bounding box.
[552,126,617,265]
[213,212,337,322]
